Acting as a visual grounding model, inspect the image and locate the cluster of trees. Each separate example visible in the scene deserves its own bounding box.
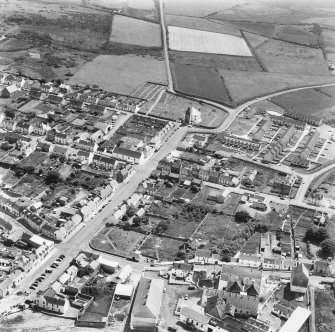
[305,225,335,258]
[235,211,252,224]
[179,204,210,223]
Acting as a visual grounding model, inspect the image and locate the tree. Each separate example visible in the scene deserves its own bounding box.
[316,227,330,243]
[255,223,268,233]
[235,211,251,223]
[321,239,335,258]
[156,221,168,233]
[5,108,15,119]
[305,225,319,242]
[45,171,61,185]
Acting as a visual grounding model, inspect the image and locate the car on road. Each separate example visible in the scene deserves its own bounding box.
[59,254,65,259]
[45,268,52,273]
[29,285,36,290]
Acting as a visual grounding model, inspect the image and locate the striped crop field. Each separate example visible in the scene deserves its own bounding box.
[168,26,252,56]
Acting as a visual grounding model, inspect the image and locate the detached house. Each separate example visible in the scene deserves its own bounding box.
[52,145,70,158]
[2,85,21,98]
[92,155,118,170]
[1,119,17,131]
[194,249,220,264]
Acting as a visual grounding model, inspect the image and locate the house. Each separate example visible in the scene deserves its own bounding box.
[130,277,164,332]
[2,85,20,98]
[0,277,14,298]
[77,139,97,152]
[18,136,38,157]
[115,284,134,299]
[115,265,133,283]
[31,120,50,135]
[94,121,113,134]
[58,272,71,286]
[171,263,194,283]
[77,150,93,164]
[97,256,119,273]
[271,303,294,320]
[40,84,53,93]
[238,254,262,268]
[35,288,70,314]
[180,306,210,332]
[15,120,33,135]
[279,306,311,332]
[113,146,145,165]
[262,257,281,270]
[46,94,65,105]
[87,260,100,274]
[90,129,104,142]
[290,263,309,293]
[52,145,70,158]
[2,119,17,131]
[250,202,267,212]
[194,249,219,264]
[41,223,66,241]
[54,132,70,145]
[92,155,118,170]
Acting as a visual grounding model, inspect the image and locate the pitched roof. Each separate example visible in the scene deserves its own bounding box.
[132,277,164,319]
[291,263,309,288]
[172,262,193,272]
[181,306,210,324]
[113,147,142,159]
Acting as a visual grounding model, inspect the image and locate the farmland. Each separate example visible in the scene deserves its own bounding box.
[69,54,167,95]
[168,26,252,56]
[166,15,241,36]
[169,51,263,71]
[149,92,227,128]
[229,115,262,136]
[219,70,335,105]
[254,39,330,76]
[171,63,232,106]
[270,88,334,117]
[110,15,161,47]
[122,0,159,22]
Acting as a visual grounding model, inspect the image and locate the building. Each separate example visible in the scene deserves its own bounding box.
[273,173,297,196]
[2,85,20,98]
[279,306,311,332]
[270,115,306,130]
[112,146,145,165]
[290,263,309,293]
[180,306,210,332]
[238,254,262,268]
[170,262,194,283]
[130,277,164,332]
[194,249,220,264]
[16,120,33,135]
[313,260,331,276]
[185,107,202,124]
[97,256,119,273]
[92,155,118,170]
[35,288,70,314]
[114,284,134,299]
[77,139,97,152]
[54,132,70,145]
[286,111,322,127]
[218,133,261,151]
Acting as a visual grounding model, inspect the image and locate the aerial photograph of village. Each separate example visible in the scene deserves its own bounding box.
[0,0,335,331]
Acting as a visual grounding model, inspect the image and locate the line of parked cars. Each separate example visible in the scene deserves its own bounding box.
[29,254,65,290]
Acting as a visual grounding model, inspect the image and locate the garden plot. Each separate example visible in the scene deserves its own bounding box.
[228,115,262,136]
[168,26,252,56]
[110,15,161,47]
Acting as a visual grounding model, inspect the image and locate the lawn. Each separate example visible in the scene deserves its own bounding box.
[11,174,47,197]
[110,15,161,47]
[171,63,232,106]
[69,54,167,95]
[228,115,261,136]
[139,234,185,261]
[90,227,145,257]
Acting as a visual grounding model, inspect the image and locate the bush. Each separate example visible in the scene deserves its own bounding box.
[45,171,62,185]
[321,239,335,258]
[235,211,251,223]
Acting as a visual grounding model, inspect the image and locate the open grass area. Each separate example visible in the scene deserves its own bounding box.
[110,15,161,47]
[171,63,232,106]
[69,54,167,95]
[139,234,184,261]
[229,115,261,136]
[90,227,145,257]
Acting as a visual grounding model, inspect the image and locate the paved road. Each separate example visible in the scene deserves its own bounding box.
[309,286,316,332]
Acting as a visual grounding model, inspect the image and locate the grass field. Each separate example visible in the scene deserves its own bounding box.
[139,235,184,261]
[243,32,269,49]
[90,227,145,257]
[171,63,232,106]
[110,15,161,47]
[168,26,252,56]
[229,115,261,136]
[275,24,319,47]
[270,88,334,117]
[166,15,241,36]
[69,54,167,94]
[169,51,263,71]
[254,38,330,75]
[122,0,159,22]
[219,70,335,105]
